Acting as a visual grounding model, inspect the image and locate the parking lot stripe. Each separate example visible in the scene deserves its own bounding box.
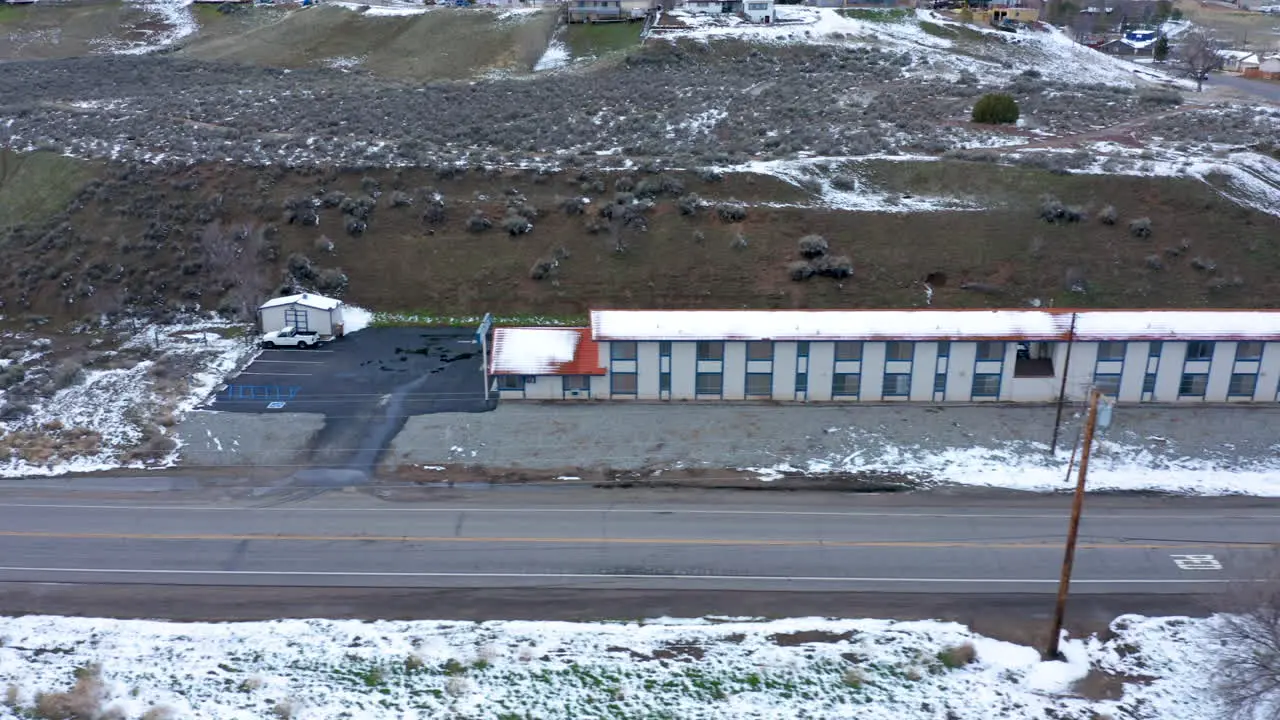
[262,349,335,354]
[251,360,326,364]
[238,372,314,377]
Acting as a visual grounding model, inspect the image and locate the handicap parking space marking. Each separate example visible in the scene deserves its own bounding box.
[1171,554,1223,571]
[266,401,287,410]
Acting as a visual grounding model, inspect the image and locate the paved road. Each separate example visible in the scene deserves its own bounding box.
[0,489,1274,595]
[1207,72,1280,103]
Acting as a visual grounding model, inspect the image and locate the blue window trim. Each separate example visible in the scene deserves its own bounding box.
[796,341,810,358]
[1096,341,1127,362]
[1235,341,1263,361]
[659,341,672,358]
[971,373,1002,398]
[562,375,591,398]
[881,372,911,397]
[970,342,1005,400]
[834,341,863,362]
[832,372,861,398]
[1148,341,1163,358]
[610,372,638,396]
[746,340,774,363]
[1228,371,1259,398]
[975,341,1005,363]
[695,372,723,398]
[744,371,772,397]
[610,341,637,362]
[884,341,915,363]
[496,375,525,392]
[1177,372,1208,398]
[933,372,946,394]
[1142,372,1157,395]
[1185,341,1215,362]
[795,371,808,396]
[936,341,951,358]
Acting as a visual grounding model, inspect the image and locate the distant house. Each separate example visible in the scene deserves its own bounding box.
[1097,36,1154,56]
[259,293,345,337]
[567,0,654,21]
[682,0,775,21]
[1248,56,1280,80]
[1220,50,1259,72]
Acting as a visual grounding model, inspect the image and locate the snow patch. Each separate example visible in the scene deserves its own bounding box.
[534,40,571,72]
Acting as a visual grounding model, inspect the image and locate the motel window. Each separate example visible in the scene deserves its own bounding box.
[746,341,773,362]
[971,373,1001,398]
[749,1,767,9]
[1236,342,1264,361]
[882,373,911,397]
[1097,342,1126,362]
[697,341,724,361]
[1148,341,1163,358]
[696,372,723,395]
[1178,373,1208,397]
[832,373,861,397]
[1229,373,1258,398]
[611,373,637,395]
[564,376,590,391]
[834,341,863,361]
[933,373,946,394]
[745,373,772,397]
[975,342,1004,362]
[1142,373,1157,394]
[885,342,914,362]
[936,341,951,358]
[795,373,808,393]
[659,341,672,357]
[611,341,637,361]
[797,341,810,358]
[1093,373,1122,396]
[1186,341,1215,362]
[496,375,525,391]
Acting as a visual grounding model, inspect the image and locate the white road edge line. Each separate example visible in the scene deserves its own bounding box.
[0,567,1243,583]
[236,372,313,377]
[248,360,326,364]
[0,502,1274,521]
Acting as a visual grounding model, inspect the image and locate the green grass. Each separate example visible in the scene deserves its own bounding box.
[918,20,957,38]
[0,4,27,23]
[838,7,911,21]
[0,150,97,228]
[563,21,642,59]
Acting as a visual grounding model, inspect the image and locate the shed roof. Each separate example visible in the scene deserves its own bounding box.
[260,293,342,311]
[590,309,1280,342]
[490,327,605,376]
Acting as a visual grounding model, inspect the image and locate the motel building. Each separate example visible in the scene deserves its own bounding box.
[487,309,1280,404]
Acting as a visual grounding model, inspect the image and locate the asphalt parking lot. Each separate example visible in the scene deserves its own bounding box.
[210,328,492,469]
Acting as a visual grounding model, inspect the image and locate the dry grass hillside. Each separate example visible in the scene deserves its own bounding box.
[2,154,1278,327]
[178,6,560,81]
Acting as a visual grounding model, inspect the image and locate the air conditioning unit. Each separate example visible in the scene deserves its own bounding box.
[567,390,583,397]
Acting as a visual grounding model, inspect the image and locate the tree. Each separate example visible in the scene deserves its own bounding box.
[1215,570,1280,719]
[1171,7,1183,20]
[1178,29,1223,91]
[1154,34,1170,62]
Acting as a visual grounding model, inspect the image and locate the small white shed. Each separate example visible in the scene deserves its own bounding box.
[259,293,345,337]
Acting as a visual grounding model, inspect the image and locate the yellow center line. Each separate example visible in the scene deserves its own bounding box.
[0,530,1270,550]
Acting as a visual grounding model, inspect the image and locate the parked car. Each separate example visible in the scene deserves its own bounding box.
[261,326,322,349]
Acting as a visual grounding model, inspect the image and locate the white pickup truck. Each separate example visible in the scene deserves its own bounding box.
[261,326,323,349]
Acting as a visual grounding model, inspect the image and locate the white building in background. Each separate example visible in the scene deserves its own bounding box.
[488,309,1280,404]
[681,0,775,22]
[258,293,346,337]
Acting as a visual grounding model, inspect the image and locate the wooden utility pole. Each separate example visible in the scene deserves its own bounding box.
[1050,312,1078,456]
[1046,387,1102,661]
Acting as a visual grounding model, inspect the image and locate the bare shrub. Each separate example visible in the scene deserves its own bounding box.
[343,217,366,237]
[313,235,335,254]
[320,191,346,208]
[1190,256,1217,272]
[787,261,815,281]
[314,269,349,294]
[33,663,105,720]
[716,203,747,223]
[1039,195,1082,223]
[938,641,977,669]
[466,212,493,233]
[51,361,84,390]
[503,214,533,236]
[1144,254,1164,270]
[445,676,472,697]
[421,199,446,225]
[614,176,635,192]
[729,231,748,250]
[696,167,724,183]
[814,255,853,279]
[529,258,556,280]
[692,230,706,244]
[843,668,865,689]
[798,234,829,258]
[830,174,858,191]
[677,194,702,216]
[1138,87,1183,106]
[388,190,413,207]
[141,706,178,720]
[561,198,585,216]
[1097,205,1117,225]
[272,700,294,719]
[1129,217,1153,238]
[5,684,19,707]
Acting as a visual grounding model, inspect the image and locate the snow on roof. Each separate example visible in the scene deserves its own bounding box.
[259,293,343,311]
[590,310,1280,342]
[490,328,606,376]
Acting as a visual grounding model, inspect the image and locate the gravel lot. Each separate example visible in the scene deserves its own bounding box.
[384,402,1280,477]
[175,411,325,469]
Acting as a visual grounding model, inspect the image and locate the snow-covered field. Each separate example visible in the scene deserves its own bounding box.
[0,318,258,478]
[0,613,1224,719]
[747,425,1280,496]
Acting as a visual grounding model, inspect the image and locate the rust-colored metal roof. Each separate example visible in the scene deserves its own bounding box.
[489,327,606,376]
